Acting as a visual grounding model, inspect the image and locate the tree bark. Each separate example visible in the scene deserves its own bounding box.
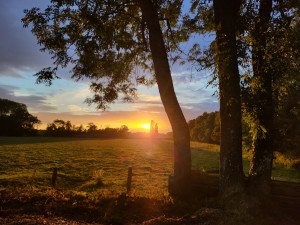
[213,0,244,196]
[138,0,191,191]
[249,0,274,186]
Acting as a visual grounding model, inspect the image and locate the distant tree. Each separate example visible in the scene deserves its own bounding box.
[0,99,40,136]
[188,111,220,145]
[150,120,155,136]
[119,125,129,138]
[210,113,220,144]
[87,122,97,132]
[46,119,73,136]
[23,0,191,188]
[155,123,158,136]
[45,119,129,138]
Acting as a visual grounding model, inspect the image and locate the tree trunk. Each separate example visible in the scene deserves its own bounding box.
[249,0,274,186]
[139,0,191,191]
[213,0,244,196]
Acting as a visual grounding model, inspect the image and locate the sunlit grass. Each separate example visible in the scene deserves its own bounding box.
[0,137,299,198]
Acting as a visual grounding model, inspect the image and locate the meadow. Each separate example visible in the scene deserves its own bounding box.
[0,137,299,198]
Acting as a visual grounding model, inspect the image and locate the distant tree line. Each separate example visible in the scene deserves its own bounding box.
[0,99,40,136]
[189,107,300,157]
[188,112,220,145]
[0,99,129,138]
[45,120,129,138]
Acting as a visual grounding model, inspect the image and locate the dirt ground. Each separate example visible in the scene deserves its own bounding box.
[0,187,299,225]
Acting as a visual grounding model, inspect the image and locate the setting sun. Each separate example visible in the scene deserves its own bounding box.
[141,124,151,130]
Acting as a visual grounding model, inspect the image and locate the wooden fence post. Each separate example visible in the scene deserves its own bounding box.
[127,167,132,193]
[52,167,57,188]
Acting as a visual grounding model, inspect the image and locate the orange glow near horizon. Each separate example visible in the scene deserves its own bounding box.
[141,124,151,130]
[33,112,172,133]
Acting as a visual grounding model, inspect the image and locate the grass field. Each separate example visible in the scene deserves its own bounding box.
[0,137,299,197]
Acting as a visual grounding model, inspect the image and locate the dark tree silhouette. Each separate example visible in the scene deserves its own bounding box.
[213,0,244,195]
[150,120,155,136]
[182,0,299,194]
[0,99,40,136]
[155,123,158,136]
[23,0,191,190]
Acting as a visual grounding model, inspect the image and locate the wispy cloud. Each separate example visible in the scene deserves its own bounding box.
[68,104,89,112]
[136,105,165,114]
[0,85,56,112]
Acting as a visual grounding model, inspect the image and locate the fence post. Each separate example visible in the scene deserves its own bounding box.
[127,167,132,193]
[52,167,57,188]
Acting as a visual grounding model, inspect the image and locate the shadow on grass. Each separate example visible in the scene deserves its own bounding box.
[0,136,110,146]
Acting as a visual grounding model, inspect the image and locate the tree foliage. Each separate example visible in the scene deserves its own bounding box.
[23,0,193,189]
[0,99,40,136]
[22,0,188,110]
[188,111,220,144]
[238,0,300,182]
[185,0,299,187]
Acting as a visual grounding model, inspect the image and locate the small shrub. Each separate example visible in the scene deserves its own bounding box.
[93,169,104,186]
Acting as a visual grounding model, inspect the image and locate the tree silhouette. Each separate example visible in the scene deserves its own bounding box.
[0,99,40,136]
[187,0,299,193]
[23,0,191,189]
[241,0,300,188]
[150,120,155,136]
[212,0,244,195]
[155,123,158,136]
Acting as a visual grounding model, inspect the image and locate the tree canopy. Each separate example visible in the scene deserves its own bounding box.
[184,0,299,190]
[23,0,192,190]
[22,0,188,110]
[0,99,40,136]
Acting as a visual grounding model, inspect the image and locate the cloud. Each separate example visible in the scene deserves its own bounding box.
[68,104,89,112]
[171,70,212,85]
[133,100,219,121]
[181,102,219,120]
[0,85,56,112]
[0,1,52,77]
[0,0,220,130]
[136,105,165,114]
[134,100,162,105]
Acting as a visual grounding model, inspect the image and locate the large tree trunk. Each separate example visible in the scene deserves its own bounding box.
[139,0,191,191]
[213,0,244,196]
[249,0,274,186]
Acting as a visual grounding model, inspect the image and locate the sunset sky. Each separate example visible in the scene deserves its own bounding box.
[0,0,219,133]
